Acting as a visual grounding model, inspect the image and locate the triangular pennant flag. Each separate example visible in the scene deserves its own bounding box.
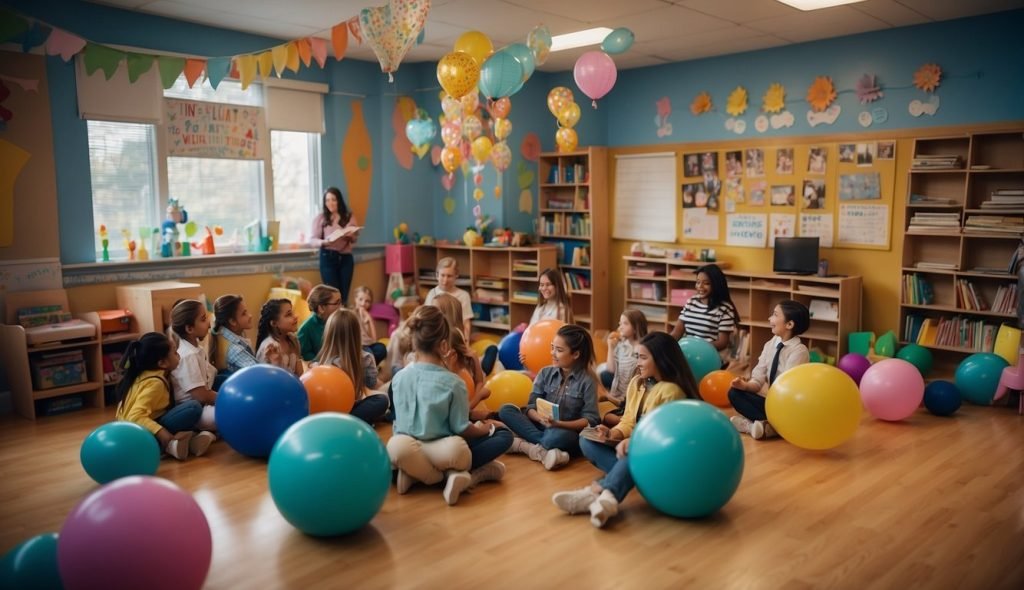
[257,51,273,80]
[285,41,300,73]
[0,9,29,44]
[183,58,206,88]
[347,17,362,45]
[45,28,86,61]
[20,22,51,53]
[271,45,288,77]
[126,53,155,83]
[83,43,124,80]
[310,37,328,68]
[157,56,186,89]
[206,57,231,89]
[332,24,349,61]
[296,38,312,67]
[236,55,257,90]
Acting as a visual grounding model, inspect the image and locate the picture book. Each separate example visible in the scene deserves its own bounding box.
[580,426,618,447]
[536,398,560,421]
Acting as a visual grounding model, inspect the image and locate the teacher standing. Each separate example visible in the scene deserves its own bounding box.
[312,187,360,306]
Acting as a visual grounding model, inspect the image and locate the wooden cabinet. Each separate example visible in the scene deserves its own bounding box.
[115,281,203,334]
[537,147,609,330]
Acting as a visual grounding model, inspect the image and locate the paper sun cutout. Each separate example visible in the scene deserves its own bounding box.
[855,74,883,104]
[726,86,748,117]
[762,83,785,113]
[913,63,941,93]
[690,91,712,115]
[806,76,837,113]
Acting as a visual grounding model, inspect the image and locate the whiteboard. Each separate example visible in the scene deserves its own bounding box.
[613,153,677,242]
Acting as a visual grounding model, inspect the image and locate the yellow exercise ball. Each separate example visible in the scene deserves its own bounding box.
[484,371,532,409]
[765,364,861,450]
[471,338,497,358]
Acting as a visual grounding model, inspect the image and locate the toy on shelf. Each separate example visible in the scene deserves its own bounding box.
[137,228,152,261]
[192,226,222,255]
[392,222,421,245]
[160,198,188,258]
[98,225,110,262]
[472,205,492,243]
[121,229,137,261]
[181,221,198,256]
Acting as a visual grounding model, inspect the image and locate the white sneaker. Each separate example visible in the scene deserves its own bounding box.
[508,437,530,454]
[396,469,414,494]
[552,487,598,515]
[470,461,506,488]
[730,415,752,434]
[189,431,216,457]
[542,448,570,471]
[442,471,472,506]
[164,431,192,461]
[751,421,778,440]
[589,489,619,528]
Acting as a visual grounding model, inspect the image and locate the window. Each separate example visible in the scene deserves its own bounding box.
[271,130,321,244]
[167,157,265,244]
[164,77,261,106]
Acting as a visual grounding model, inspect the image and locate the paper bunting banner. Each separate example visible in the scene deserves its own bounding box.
[257,52,273,80]
[0,75,40,93]
[235,55,257,89]
[285,42,300,73]
[126,53,154,83]
[310,37,328,67]
[20,21,51,53]
[332,24,349,60]
[158,56,185,89]
[183,58,206,87]
[45,28,85,61]
[348,18,363,44]
[206,57,232,89]
[0,10,28,44]
[296,38,312,67]
[84,43,124,80]
[271,45,288,77]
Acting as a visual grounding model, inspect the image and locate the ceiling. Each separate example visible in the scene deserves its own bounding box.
[88,0,1024,71]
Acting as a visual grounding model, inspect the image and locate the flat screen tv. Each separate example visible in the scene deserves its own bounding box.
[773,237,820,275]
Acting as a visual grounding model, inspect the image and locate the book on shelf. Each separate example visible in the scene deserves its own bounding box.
[571,246,590,266]
[908,314,998,351]
[564,270,591,290]
[535,398,560,421]
[728,328,751,365]
[476,277,508,289]
[963,215,1024,234]
[908,212,960,232]
[909,194,957,205]
[903,274,936,305]
[512,260,539,274]
[914,261,958,271]
[955,279,989,311]
[911,154,963,170]
[541,212,591,237]
[628,262,667,277]
[630,281,666,302]
[991,284,1019,314]
[574,187,590,210]
[474,288,508,304]
[808,299,839,320]
[513,290,539,301]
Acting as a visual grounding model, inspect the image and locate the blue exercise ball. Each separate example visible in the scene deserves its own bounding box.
[923,380,961,416]
[217,365,309,458]
[498,331,524,371]
[268,413,391,536]
[954,353,1009,405]
[629,400,744,518]
[80,422,160,484]
[678,337,720,381]
[0,532,62,590]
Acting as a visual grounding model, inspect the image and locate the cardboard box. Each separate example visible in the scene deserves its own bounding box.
[31,351,88,390]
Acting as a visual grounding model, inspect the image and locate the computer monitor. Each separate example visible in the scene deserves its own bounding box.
[773,237,820,275]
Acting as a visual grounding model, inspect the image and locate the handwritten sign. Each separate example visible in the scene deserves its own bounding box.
[838,203,890,248]
[726,214,766,247]
[683,208,719,241]
[800,213,834,248]
[165,98,265,159]
[769,214,796,247]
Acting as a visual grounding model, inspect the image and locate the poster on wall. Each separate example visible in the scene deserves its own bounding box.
[838,203,890,248]
[165,98,265,159]
[768,213,796,247]
[683,208,719,241]
[800,213,834,248]
[726,214,767,247]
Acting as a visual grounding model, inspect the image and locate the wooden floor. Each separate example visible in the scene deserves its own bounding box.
[1,404,1022,589]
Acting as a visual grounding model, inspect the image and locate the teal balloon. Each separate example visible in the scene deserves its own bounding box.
[478,51,523,99]
[678,336,721,381]
[268,413,391,536]
[630,400,744,518]
[80,422,160,484]
[0,533,63,590]
[601,27,635,55]
[955,353,1009,405]
[895,343,933,377]
[405,118,436,147]
[503,43,535,81]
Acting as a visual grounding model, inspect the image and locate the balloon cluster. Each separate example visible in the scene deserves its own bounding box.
[548,86,580,152]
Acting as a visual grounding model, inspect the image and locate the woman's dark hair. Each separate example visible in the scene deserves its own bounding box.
[406,305,450,354]
[639,332,701,400]
[257,299,291,350]
[210,294,244,363]
[116,332,173,404]
[321,187,352,229]
[556,324,595,374]
[777,299,810,336]
[696,264,737,322]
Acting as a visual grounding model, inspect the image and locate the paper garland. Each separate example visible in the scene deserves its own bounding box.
[762,83,785,113]
[806,76,837,112]
[726,86,747,117]
[690,91,712,115]
[913,63,942,93]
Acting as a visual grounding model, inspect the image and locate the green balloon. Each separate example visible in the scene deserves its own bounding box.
[895,343,933,377]
[601,28,635,55]
[0,533,62,590]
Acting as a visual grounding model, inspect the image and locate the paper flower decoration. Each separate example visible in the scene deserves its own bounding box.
[806,76,837,112]
[726,86,748,117]
[913,63,942,93]
[855,74,883,104]
[762,83,785,113]
[690,91,712,116]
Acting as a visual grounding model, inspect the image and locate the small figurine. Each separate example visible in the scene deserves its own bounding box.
[192,226,222,255]
[161,198,188,258]
[98,225,109,262]
[137,228,151,261]
[393,222,411,244]
[472,205,492,242]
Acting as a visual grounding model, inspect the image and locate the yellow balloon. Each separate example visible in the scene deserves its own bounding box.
[441,145,462,173]
[484,370,533,408]
[557,102,581,128]
[493,117,512,140]
[765,364,861,450]
[377,337,390,347]
[471,136,493,163]
[437,52,480,99]
[547,86,574,117]
[454,31,493,65]
[555,127,578,152]
[471,338,498,358]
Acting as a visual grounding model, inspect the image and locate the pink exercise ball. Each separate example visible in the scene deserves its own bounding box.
[837,353,872,385]
[58,476,212,590]
[858,358,924,421]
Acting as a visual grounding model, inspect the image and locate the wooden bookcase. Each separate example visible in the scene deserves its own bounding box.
[537,147,609,330]
[624,256,862,363]
[414,244,558,336]
[899,129,1024,377]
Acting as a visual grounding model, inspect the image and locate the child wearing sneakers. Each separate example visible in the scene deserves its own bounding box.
[729,299,810,440]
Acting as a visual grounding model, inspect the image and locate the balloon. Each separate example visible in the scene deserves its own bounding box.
[453,30,493,65]
[441,95,462,118]
[268,414,391,536]
[836,353,872,385]
[555,127,578,152]
[217,365,310,458]
[859,359,924,421]
[58,476,211,590]
[404,117,436,148]
[1,532,61,590]
[489,97,511,119]
[493,117,513,140]
[462,114,483,140]
[601,27,635,55]
[358,0,429,77]
[698,370,734,408]
[441,121,462,147]
[521,319,566,373]
[573,50,617,107]
[547,86,574,117]
[924,380,962,416]
[460,91,480,115]
[437,51,480,98]
[955,353,1009,405]
[875,331,897,357]
[497,331,524,371]
[441,145,462,173]
[527,24,552,65]
[556,102,581,128]
[471,136,493,163]
[484,370,533,408]
[478,51,523,99]
[80,422,160,484]
[895,343,933,377]
[677,336,720,381]
[471,338,499,359]
[766,364,861,450]
[503,43,535,81]
[457,368,476,397]
[300,365,356,414]
[630,401,744,518]
[993,324,1021,365]
[490,141,512,172]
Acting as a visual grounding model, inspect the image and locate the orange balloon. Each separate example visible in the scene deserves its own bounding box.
[441,145,462,173]
[699,369,734,408]
[457,367,476,398]
[300,365,355,414]
[521,319,566,373]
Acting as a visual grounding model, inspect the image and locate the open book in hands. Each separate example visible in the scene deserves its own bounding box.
[535,398,560,422]
[325,226,363,242]
[580,426,619,447]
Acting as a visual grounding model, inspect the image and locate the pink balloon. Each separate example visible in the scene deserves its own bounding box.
[859,358,924,421]
[573,50,617,107]
[58,476,212,590]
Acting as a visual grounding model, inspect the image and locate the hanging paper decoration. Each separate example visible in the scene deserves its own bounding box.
[655,97,672,137]
[347,17,363,45]
[296,39,312,67]
[83,43,124,80]
[855,74,883,104]
[44,28,85,62]
[601,28,634,55]
[762,83,785,113]
[806,76,837,112]
[913,63,942,93]
[271,45,288,77]
[235,55,257,90]
[527,25,552,66]
[158,56,185,89]
[478,51,523,99]
[20,22,51,53]
[726,86,748,117]
[183,58,206,88]
[332,24,349,61]
[257,52,273,80]
[690,91,712,115]
[206,58,232,90]
[359,0,431,81]
[285,42,301,73]
[310,38,328,68]
[126,53,155,84]
[573,51,617,108]
[437,51,479,98]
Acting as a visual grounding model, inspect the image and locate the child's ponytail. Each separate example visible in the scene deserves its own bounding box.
[115,332,172,404]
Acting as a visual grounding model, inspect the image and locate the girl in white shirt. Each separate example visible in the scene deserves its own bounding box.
[168,299,218,432]
[529,268,573,326]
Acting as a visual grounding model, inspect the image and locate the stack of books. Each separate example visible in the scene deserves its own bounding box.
[906,315,997,351]
[544,193,575,210]
[512,260,539,275]
[909,194,957,206]
[991,284,1019,314]
[908,212,960,233]
[627,262,666,277]
[978,189,1024,210]
[476,277,507,289]
[473,289,507,304]
[564,271,590,290]
[911,154,963,170]
[955,279,988,311]
[512,290,539,302]
[902,274,935,305]
[963,215,1024,235]
[914,261,958,271]
[570,246,590,266]
[629,281,666,302]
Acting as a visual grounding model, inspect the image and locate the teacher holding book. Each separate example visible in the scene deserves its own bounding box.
[312,187,361,306]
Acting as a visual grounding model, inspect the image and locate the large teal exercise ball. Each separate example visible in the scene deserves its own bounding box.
[268,413,391,536]
[80,422,160,484]
[954,353,1008,405]
[217,365,309,458]
[0,532,62,590]
[677,336,720,381]
[629,400,744,518]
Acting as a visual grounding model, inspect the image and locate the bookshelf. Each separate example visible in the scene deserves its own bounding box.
[414,244,558,336]
[900,129,1024,377]
[623,257,861,365]
[537,147,609,330]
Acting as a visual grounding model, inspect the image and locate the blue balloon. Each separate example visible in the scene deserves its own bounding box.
[405,118,436,147]
[0,532,62,590]
[601,27,635,55]
[923,380,961,416]
[478,51,523,99]
[268,413,391,536]
[502,43,535,81]
[630,401,744,518]
[217,365,309,458]
[498,331,524,371]
[678,336,721,381]
[80,422,160,484]
[955,353,1009,405]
